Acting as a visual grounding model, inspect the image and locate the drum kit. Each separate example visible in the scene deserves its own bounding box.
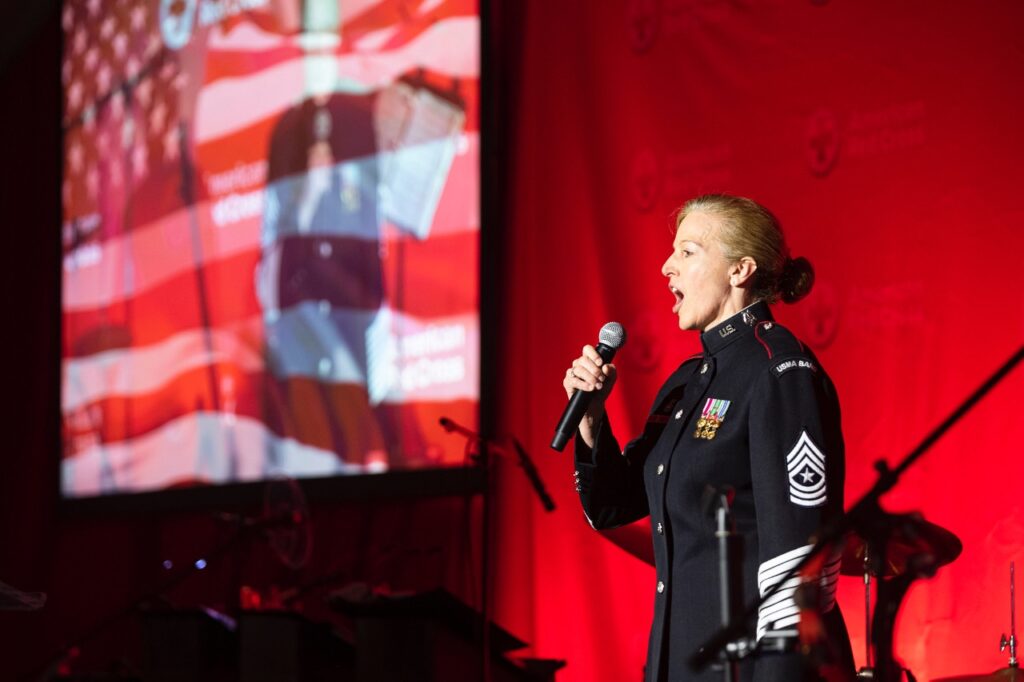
[821,514,1018,682]
[841,513,962,679]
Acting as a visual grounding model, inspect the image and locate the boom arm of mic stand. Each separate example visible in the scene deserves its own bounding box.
[507,436,556,512]
[690,344,1024,675]
[439,417,556,512]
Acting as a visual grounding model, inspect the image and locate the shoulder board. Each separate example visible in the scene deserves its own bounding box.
[753,321,805,360]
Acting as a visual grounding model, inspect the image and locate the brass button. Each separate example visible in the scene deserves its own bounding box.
[656,522,664,535]
[656,464,665,476]
[657,581,665,594]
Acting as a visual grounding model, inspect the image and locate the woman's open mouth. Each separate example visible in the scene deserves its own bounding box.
[669,285,683,314]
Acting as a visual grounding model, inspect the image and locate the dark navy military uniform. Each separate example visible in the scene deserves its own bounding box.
[574,301,852,682]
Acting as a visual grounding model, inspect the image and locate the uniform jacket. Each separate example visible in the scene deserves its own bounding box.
[574,301,850,682]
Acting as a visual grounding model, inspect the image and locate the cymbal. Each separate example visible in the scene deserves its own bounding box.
[932,668,1024,681]
[840,513,962,577]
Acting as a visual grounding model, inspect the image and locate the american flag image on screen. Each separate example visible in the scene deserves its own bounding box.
[60,0,480,496]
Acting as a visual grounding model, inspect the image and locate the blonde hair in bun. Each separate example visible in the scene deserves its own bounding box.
[676,194,814,304]
[779,256,815,304]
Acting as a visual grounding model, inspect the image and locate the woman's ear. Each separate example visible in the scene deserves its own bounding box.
[730,257,757,287]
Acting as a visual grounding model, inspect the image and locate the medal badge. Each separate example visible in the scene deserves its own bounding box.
[694,398,731,440]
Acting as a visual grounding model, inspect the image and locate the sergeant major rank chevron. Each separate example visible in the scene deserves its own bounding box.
[786,431,827,507]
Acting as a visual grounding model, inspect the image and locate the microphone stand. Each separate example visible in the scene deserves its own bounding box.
[713,489,741,682]
[442,417,493,682]
[690,344,1024,681]
[440,418,556,512]
[439,417,556,682]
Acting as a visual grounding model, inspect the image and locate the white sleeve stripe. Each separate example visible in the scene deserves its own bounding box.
[758,603,800,625]
[759,583,801,606]
[756,611,802,640]
[759,592,800,615]
[760,580,837,613]
[759,607,800,627]
[757,552,802,573]
[758,546,835,584]
[760,601,797,618]
[760,586,799,611]
[757,544,813,577]
[771,613,801,629]
[758,557,804,582]
[756,542,844,639]
[760,579,800,602]
[758,561,805,588]
[760,568,840,594]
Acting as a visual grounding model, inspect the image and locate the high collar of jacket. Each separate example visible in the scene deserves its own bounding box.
[700,300,774,356]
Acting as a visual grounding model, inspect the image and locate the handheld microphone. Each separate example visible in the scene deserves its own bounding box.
[550,322,627,451]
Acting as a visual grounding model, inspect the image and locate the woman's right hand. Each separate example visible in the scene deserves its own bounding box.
[562,345,618,448]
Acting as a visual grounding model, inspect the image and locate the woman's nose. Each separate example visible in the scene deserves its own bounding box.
[661,256,673,277]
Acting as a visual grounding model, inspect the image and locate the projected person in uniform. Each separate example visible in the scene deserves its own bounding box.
[258,1,390,471]
[258,0,464,471]
[563,194,854,681]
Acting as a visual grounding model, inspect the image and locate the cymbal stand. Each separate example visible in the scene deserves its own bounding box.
[858,545,874,679]
[1000,561,1019,668]
[869,528,927,682]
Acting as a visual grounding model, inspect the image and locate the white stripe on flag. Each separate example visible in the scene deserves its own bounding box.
[61,411,363,497]
[62,307,480,412]
[62,318,264,413]
[195,16,479,144]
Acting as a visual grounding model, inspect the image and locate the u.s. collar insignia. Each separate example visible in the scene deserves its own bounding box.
[694,398,730,439]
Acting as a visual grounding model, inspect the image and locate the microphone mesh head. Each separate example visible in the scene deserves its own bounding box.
[598,322,627,349]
